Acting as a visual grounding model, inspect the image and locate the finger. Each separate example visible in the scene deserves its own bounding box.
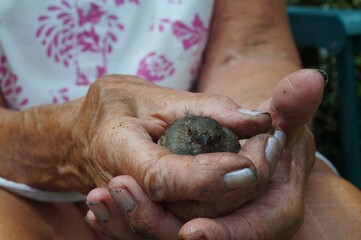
[141,105,272,141]
[100,76,272,139]
[108,175,183,240]
[162,130,286,221]
[267,69,327,139]
[144,92,273,139]
[85,188,143,240]
[179,188,303,240]
[101,116,259,205]
[179,218,230,240]
[180,101,273,139]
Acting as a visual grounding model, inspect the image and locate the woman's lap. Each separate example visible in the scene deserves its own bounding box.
[1,159,360,240]
[0,188,96,240]
[292,159,361,239]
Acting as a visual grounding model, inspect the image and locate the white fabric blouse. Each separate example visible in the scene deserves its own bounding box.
[0,0,215,201]
[0,0,339,203]
[0,0,214,110]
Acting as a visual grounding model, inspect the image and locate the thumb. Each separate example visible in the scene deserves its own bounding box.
[267,69,327,139]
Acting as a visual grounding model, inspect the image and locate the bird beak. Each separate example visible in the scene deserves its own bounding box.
[198,133,211,146]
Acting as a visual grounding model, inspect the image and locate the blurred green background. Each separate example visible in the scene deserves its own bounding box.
[287,0,361,172]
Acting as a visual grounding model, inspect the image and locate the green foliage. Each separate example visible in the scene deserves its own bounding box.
[288,0,361,8]
[287,0,361,171]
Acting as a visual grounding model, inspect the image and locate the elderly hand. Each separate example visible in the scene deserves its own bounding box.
[72,74,281,220]
[178,69,326,239]
[84,69,325,240]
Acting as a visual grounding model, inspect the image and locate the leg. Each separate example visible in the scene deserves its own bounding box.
[0,188,97,240]
[292,159,361,239]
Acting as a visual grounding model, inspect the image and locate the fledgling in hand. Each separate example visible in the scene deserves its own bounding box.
[159,114,241,155]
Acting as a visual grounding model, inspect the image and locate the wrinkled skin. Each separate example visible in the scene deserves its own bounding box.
[75,74,279,221]
[2,0,361,238]
[85,69,325,239]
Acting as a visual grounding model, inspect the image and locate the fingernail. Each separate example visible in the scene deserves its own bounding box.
[86,201,109,223]
[84,210,96,223]
[224,168,257,190]
[238,108,270,116]
[265,131,286,171]
[109,189,135,213]
[273,129,286,147]
[265,137,281,165]
[315,69,328,88]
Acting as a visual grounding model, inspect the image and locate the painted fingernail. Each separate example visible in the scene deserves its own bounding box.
[86,201,110,223]
[265,131,286,171]
[265,137,281,165]
[238,108,270,116]
[109,189,135,213]
[273,129,286,147]
[224,168,257,190]
[315,69,328,87]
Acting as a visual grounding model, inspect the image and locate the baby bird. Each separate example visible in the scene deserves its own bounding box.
[159,114,241,155]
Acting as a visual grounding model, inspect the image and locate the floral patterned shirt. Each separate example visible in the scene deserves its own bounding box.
[0,0,214,110]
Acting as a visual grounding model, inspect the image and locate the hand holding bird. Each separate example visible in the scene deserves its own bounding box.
[159,114,241,155]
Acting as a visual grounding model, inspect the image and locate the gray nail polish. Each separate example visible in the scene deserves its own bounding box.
[238,108,270,116]
[274,130,286,147]
[265,130,286,171]
[224,168,257,190]
[265,137,281,163]
[86,201,109,223]
[110,189,135,213]
[315,69,328,87]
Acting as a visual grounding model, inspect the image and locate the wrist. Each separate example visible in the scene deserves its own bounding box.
[0,99,89,192]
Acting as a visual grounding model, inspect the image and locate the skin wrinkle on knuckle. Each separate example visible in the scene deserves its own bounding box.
[208,94,234,105]
[142,157,167,202]
[192,153,246,200]
[127,198,167,239]
[92,75,149,113]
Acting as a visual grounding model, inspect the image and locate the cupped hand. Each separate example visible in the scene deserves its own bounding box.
[179,69,327,239]
[85,69,326,239]
[72,74,276,218]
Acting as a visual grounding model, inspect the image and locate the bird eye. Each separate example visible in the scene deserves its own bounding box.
[187,127,192,134]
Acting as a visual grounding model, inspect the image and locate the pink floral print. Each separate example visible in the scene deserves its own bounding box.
[136,52,175,82]
[51,87,70,104]
[0,1,213,110]
[149,18,170,32]
[115,0,140,6]
[150,14,208,51]
[36,0,126,85]
[0,55,29,109]
[172,14,208,50]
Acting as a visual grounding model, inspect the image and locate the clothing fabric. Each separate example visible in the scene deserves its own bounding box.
[0,176,86,202]
[0,152,340,202]
[0,1,341,203]
[0,0,215,202]
[0,0,214,110]
[316,151,340,176]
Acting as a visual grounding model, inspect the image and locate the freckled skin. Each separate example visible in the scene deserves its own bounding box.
[159,115,241,155]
